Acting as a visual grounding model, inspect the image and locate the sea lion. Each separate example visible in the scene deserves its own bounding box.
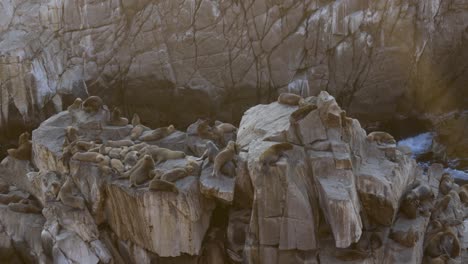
[277,93,303,106]
[149,179,179,194]
[74,141,95,152]
[106,140,134,148]
[131,113,141,126]
[459,184,468,204]
[128,142,148,152]
[144,147,186,165]
[400,192,420,219]
[8,199,42,214]
[139,125,176,141]
[424,230,460,258]
[389,227,419,247]
[7,132,32,160]
[212,141,239,177]
[160,162,197,182]
[439,173,454,195]
[196,141,220,163]
[67,98,82,112]
[82,96,103,113]
[41,171,62,200]
[110,159,125,174]
[214,122,237,134]
[58,178,86,210]
[197,119,221,142]
[108,107,129,126]
[99,145,110,155]
[366,131,396,145]
[66,126,79,143]
[258,142,293,166]
[126,155,155,186]
[72,152,106,163]
[108,148,122,159]
[0,193,26,204]
[123,151,139,170]
[289,104,317,124]
[130,125,147,141]
[431,195,452,218]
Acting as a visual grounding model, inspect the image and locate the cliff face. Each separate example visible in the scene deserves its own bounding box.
[1,0,467,134]
[0,92,466,263]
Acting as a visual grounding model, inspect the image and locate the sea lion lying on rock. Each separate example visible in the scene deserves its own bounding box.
[149,179,179,194]
[139,125,176,141]
[7,132,32,161]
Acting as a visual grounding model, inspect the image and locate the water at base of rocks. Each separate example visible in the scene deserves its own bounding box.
[398,132,468,182]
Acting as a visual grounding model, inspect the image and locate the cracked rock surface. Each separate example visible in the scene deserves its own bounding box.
[0,0,467,137]
[0,92,466,263]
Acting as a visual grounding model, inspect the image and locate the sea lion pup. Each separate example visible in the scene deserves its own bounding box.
[439,173,454,195]
[123,151,139,170]
[108,107,129,126]
[424,229,460,258]
[58,177,86,210]
[389,227,419,247]
[8,199,42,214]
[149,179,179,194]
[459,184,468,204]
[196,141,220,163]
[82,95,104,113]
[106,140,134,148]
[67,98,82,112]
[259,142,294,166]
[124,155,155,186]
[139,125,176,141]
[145,147,186,165]
[212,141,239,177]
[161,161,197,182]
[366,131,396,145]
[72,152,106,163]
[277,93,303,106]
[7,132,32,161]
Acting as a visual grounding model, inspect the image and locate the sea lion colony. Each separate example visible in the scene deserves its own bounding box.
[4,94,466,262]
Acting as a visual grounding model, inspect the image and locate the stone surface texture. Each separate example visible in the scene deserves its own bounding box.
[0,93,466,263]
[1,0,467,136]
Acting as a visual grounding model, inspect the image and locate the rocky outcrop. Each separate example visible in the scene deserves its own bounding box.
[0,93,467,263]
[431,111,468,171]
[1,0,467,139]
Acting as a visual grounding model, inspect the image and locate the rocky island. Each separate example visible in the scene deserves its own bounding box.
[0,92,466,263]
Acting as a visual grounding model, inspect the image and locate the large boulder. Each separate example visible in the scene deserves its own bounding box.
[1,0,467,139]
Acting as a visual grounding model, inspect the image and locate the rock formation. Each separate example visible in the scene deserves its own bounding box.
[0,0,467,141]
[0,93,466,263]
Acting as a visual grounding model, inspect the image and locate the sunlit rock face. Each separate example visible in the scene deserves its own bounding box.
[1,0,467,136]
[0,92,467,263]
